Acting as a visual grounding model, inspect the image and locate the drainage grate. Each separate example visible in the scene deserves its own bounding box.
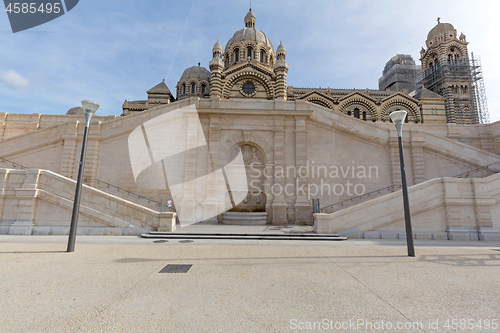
[178,240,194,243]
[159,264,192,274]
[153,240,168,243]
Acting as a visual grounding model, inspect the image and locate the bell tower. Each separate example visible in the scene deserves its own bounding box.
[274,42,289,100]
[420,19,482,124]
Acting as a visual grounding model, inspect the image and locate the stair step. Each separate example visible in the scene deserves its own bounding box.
[141,233,346,241]
[149,231,340,237]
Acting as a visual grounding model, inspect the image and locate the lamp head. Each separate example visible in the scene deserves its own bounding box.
[389,110,407,137]
[81,100,99,127]
[81,100,99,115]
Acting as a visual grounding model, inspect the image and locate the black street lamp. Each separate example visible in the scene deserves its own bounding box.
[389,110,415,257]
[67,100,99,253]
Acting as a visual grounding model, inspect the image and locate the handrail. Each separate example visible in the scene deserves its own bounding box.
[0,158,29,170]
[320,184,401,213]
[320,159,500,213]
[83,178,162,207]
[452,160,500,178]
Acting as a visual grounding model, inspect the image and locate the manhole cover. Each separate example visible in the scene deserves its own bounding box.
[159,264,192,273]
[179,240,194,243]
[153,240,168,243]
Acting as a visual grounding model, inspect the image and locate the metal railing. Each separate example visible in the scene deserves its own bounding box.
[0,158,29,170]
[452,160,500,178]
[83,178,174,212]
[320,184,402,214]
[319,159,500,214]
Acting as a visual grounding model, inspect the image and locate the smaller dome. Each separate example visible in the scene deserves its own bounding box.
[213,39,223,52]
[245,8,257,23]
[277,41,286,53]
[427,22,456,41]
[66,106,83,116]
[179,64,210,82]
[244,9,256,27]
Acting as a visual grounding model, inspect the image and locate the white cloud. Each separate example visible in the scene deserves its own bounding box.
[0,70,29,89]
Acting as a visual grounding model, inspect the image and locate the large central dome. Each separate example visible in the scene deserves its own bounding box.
[224,9,274,53]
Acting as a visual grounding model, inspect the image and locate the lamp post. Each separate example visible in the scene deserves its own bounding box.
[67,100,99,252]
[389,110,415,257]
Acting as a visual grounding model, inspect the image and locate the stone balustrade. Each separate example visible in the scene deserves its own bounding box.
[0,168,176,235]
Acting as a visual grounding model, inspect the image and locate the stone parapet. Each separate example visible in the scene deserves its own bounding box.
[0,168,169,235]
[314,173,500,241]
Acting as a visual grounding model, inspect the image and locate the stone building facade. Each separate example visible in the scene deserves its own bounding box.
[0,10,499,239]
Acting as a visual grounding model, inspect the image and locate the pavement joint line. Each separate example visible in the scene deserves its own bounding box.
[312,246,429,333]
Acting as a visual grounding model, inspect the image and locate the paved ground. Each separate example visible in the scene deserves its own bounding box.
[1,230,499,332]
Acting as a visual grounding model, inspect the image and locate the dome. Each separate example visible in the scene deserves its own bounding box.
[224,10,274,53]
[177,63,210,100]
[426,22,456,41]
[66,106,83,116]
[276,41,286,53]
[213,39,223,52]
[179,64,210,82]
[225,28,274,54]
[244,9,256,24]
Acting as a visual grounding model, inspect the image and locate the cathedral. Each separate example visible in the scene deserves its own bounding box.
[0,10,499,241]
[123,11,485,126]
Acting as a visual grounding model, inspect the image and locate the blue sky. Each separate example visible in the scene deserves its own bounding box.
[1,0,500,122]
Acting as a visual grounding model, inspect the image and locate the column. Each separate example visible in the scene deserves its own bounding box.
[389,129,401,187]
[203,114,221,222]
[294,116,311,224]
[410,128,426,184]
[271,116,287,223]
[178,111,199,224]
[59,122,78,178]
[83,124,102,187]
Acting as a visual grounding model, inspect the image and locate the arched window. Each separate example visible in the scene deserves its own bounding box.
[247,47,252,59]
[191,83,195,94]
[448,54,452,63]
[464,85,468,94]
[260,50,264,63]
[353,108,360,119]
[201,84,206,94]
[362,111,367,121]
[182,84,186,94]
[234,48,239,62]
[347,111,351,116]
